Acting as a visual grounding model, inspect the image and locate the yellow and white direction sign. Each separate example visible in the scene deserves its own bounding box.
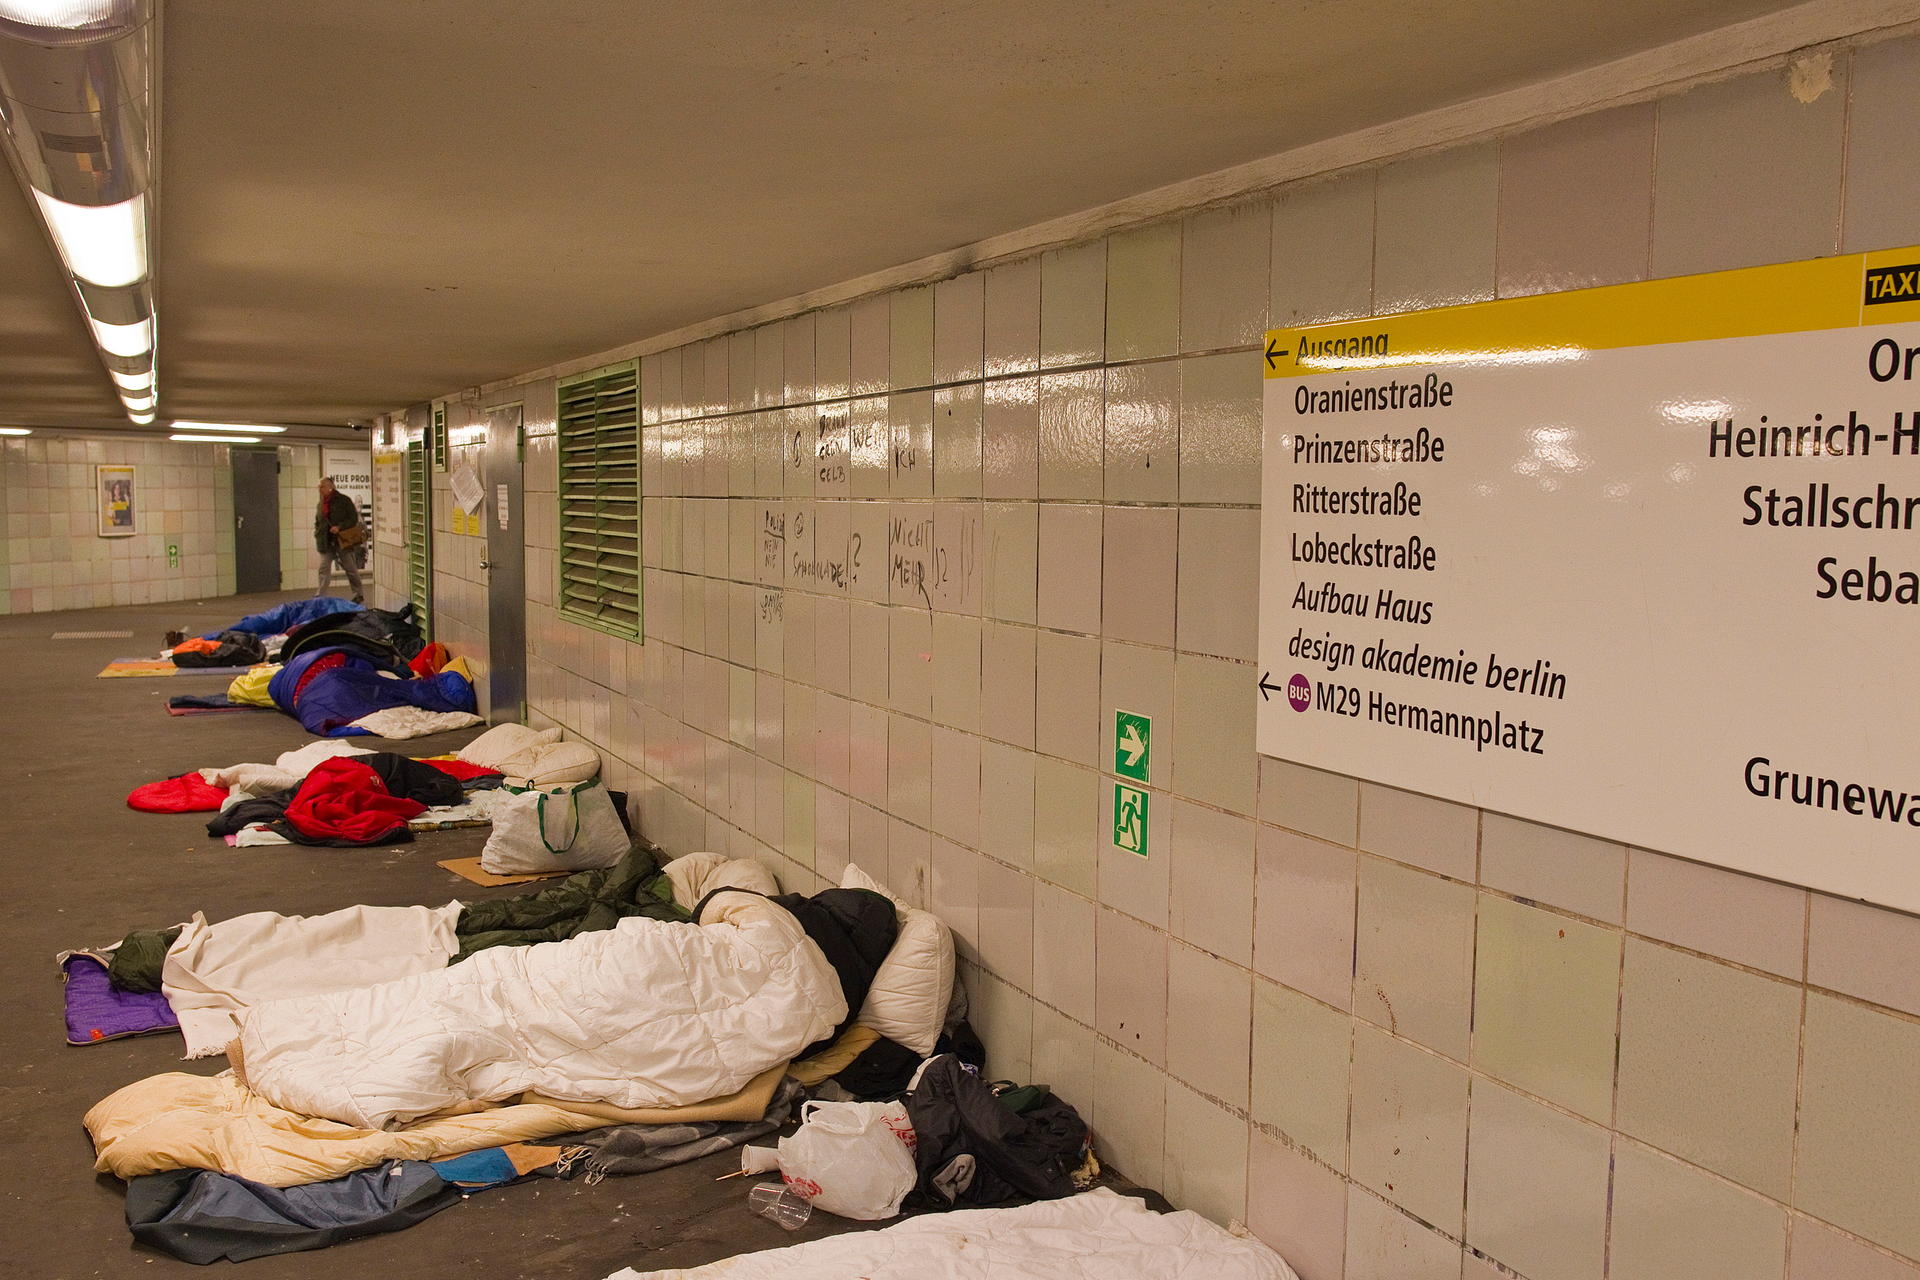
[1259,245,1920,911]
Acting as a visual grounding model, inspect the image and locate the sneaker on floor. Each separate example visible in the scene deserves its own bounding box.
[352,595,365,604]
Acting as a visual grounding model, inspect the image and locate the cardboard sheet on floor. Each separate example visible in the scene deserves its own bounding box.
[99,660,265,679]
[436,856,564,887]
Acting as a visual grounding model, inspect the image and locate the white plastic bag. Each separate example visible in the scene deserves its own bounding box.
[479,778,628,874]
[775,1099,917,1221]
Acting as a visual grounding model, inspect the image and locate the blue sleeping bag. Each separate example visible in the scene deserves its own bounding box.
[269,644,475,736]
[294,668,477,737]
[268,646,396,713]
[204,596,361,641]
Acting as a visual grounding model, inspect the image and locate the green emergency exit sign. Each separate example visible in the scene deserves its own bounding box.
[1114,710,1151,782]
[1113,783,1149,857]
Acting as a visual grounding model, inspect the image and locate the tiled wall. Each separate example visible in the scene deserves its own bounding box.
[276,444,325,592]
[405,32,1920,1280]
[432,402,495,708]
[0,435,234,612]
[369,446,408,612]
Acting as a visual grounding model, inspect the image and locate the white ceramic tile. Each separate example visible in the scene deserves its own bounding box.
[1096,907,1168,1066]
[933,271,986,385]
[1040,240,1107,369]
[1181,199,1270,352]
[1166,941,1252,1107]
[1168,799,1256,966]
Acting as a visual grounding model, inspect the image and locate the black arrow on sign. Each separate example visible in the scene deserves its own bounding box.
[1258,671,1284,701]
[1264,338,1287,370]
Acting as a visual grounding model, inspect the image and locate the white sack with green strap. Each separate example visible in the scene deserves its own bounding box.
[480,778,627,875]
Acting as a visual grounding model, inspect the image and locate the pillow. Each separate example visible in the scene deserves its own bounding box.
[840,864,955,1056]
[456,723,561,772]
[522,740,601,787]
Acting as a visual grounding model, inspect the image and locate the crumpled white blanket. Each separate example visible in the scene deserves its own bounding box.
[201,740,374,796]
[348,707,485,739]
[235,862,842,1130]
[162,903,462,1060]
[603,1189,1301,1280]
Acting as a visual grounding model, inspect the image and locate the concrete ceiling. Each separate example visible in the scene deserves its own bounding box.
[2,0,1812,436]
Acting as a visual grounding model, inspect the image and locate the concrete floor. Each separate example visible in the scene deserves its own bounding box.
[0,591,875,1278]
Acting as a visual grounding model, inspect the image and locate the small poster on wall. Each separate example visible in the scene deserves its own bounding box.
[96,464,136,537]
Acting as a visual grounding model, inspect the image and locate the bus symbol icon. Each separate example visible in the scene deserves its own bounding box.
[1287,674,1312,712]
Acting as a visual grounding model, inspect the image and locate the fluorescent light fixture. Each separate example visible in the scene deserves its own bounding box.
[31,190,147,288]
[129,410,154,424]
[87,313,151,358]
[110,368,154,392]
[121,394,155,411]
[0,427,31,436]
[171,432,259,443]
[168,421,288,434]
[0,0,138,29]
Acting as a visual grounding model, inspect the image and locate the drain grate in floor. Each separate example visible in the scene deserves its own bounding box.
[51,630,135,640]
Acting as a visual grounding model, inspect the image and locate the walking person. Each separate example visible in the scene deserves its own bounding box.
[314,476,367,603]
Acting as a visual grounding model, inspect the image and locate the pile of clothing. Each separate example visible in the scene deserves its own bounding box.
[206,752,496,846]
[65,847,1095,1265]
[163,598,363,672]
[167,630,268,669]
[265,604,482,737]
[158,600,484,736]
[126,726,606,850]
[127,739,511,847]
[199,595,365,647]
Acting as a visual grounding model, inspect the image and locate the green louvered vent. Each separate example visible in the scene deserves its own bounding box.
[556,362,641,637]
[406,439,433,639]
[431,403,449,472]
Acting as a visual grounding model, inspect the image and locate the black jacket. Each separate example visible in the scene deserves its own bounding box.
[314,491,359,552]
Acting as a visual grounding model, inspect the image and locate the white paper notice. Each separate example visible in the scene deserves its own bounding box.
[450,462,484,514]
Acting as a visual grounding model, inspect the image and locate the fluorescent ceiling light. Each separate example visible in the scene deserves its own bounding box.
[168,421,288,434]
[0,0,138,28]
[31,191,147,288]
[87,313,151,358]
[129,410,154,424]
[171,432,258,443]
[0,427,31,436]
[121,395,155,411]
[109,368,154,392]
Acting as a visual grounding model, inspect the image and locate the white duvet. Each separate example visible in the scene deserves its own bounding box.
[604,1188,1300,1279]
[235,883,844,1130]
[163,903,462,1060]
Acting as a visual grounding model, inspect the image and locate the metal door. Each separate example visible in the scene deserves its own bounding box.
[230,448,281,593]
[483,403,527,724]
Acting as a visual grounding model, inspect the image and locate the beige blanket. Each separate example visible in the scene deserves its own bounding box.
[88,1062,787,1188]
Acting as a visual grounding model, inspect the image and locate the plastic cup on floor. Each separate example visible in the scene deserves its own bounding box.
[748,1182,812,1230]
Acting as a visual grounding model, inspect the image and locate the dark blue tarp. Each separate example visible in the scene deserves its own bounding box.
[125,1160,460,1264]
[201,596,361,641]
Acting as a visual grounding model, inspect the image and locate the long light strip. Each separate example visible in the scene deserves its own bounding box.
[86,314,152,359]
[29,190,147,287]
[0,426,31,436]
[0,2,157,426]
[171,432,258,443]
[0,2,135,27]
[168,420,287,434]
